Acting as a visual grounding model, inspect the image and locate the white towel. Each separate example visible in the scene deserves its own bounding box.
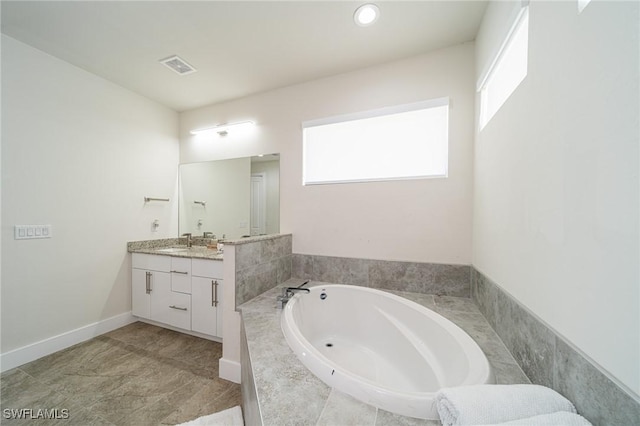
[500,411,592,425]
[435,384,576,425]
[178,406,244,426]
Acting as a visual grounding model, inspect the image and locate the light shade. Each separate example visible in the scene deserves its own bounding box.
[190,121,255,136]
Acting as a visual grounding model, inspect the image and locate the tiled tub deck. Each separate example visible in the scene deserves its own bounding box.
[240,279,530,426]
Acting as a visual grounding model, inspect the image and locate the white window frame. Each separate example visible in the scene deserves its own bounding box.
[478,5,529,130]
[301,97,449,185]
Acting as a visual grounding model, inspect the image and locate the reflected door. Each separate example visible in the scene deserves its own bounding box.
[250,173,266,236]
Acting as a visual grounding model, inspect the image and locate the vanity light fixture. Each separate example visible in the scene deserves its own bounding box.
[354,3,380,27]
[190,121,255,137]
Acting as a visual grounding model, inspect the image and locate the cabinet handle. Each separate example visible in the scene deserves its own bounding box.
[212,280,219,307]
[170,270,189,275]
[145,272,152,294]
[169,305,188,311]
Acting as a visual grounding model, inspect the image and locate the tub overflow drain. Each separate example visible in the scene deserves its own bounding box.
[325,343,333,347]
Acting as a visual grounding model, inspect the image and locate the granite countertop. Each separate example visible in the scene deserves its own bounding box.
[239,279,530,426]
[127,234,291,260]
[127,238,223,260]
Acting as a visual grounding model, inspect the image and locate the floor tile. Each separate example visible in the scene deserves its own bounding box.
[0,322,241,426]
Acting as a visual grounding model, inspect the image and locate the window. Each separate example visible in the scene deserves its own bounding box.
[578,0,592,13]
[302,98,449,185]
[478,6,529,130]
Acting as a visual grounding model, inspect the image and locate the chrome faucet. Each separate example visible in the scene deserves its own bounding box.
[181,233,192,247]
[277,280,310,309]
[203,232,215,239]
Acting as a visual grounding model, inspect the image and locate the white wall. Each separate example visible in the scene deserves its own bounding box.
[473,1,639,396]
[1,36,179,354]
[180,43,476,264]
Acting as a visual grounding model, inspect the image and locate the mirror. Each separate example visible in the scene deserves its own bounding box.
[179,154,280,239]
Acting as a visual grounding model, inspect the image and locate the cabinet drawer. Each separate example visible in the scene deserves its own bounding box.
[163,292,191,330]
[132,253,171,272]
[192,259,223,278]
[152,287,191,331]
[170,257,191,293]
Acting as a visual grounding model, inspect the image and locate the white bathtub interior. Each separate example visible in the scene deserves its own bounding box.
[281,284,494,419]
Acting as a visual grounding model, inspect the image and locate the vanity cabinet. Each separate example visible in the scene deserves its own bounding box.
[131,253,222,339]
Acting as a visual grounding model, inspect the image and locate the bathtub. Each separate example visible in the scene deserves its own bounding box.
[281,284,494,419]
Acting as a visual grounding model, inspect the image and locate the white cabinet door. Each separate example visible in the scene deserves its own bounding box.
[192,277,222,337]
[132,268,151,319]
[151,271,191,330]
[132,253,172,320]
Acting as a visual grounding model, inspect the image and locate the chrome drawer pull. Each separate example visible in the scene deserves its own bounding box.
[145,272,152,294]
[170,270,189,275]
[169,305,187,311]
[212,280,219,307]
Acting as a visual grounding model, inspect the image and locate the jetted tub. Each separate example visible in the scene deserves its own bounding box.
[281,284,494,419]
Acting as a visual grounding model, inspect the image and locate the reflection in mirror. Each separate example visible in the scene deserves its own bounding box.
[179,154,279,239]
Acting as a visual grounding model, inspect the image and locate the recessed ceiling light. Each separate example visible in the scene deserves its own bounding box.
[354,4,380,27]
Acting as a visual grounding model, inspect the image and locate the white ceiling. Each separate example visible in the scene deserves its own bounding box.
[1,1,488,112]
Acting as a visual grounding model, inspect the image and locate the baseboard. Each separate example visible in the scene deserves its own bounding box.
[136,318,222,343]
[219,357,241,384]
[0,312,136,373]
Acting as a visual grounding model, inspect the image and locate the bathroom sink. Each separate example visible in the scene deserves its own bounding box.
[155,247,189,253]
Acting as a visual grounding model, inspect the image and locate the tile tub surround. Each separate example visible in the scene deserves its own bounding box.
[472,269,640,426]
[230,234,292,306]
[239,279,530,426]
[292,254,471,297]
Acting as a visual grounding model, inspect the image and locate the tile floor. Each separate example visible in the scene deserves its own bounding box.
[0,322,241,425]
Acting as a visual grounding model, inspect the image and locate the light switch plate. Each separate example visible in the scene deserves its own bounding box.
[14,225,52,240]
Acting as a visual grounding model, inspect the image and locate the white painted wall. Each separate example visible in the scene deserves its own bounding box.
[1,36,179,354]
[180,43,476,264]
[473,1,639,396]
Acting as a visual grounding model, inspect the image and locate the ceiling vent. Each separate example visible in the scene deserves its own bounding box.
[159,55,197,75]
